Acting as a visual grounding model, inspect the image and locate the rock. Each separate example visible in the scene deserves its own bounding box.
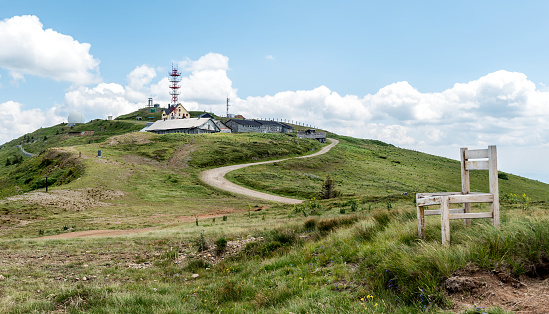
[445,276,485,293]
[0,275,5,281]
[191,274,199,279]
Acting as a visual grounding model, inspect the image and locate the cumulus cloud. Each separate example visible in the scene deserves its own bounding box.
[125,65,157,103]
[0,15,100,85]
[0,101,64,144]
[59,83,139,119]
[233,70,549,151]
[52,53,238,120]
[177,53,237,106]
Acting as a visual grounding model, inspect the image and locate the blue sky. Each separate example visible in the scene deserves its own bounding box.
[1,1,549,183]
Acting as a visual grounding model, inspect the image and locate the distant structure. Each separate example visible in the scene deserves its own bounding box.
[161,65,190,120]
[225,119,293,133]
[146,118,220,135]
[147,97,153,107]
[297,129,327,143]
[226,97,230,118]
[169,65,181,106]
[67,111,85,126]
[162,103,190,120]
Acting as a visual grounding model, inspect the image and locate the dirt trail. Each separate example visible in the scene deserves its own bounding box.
[38,227,157,239]
[34,138,338,239]
[199,138,339,204]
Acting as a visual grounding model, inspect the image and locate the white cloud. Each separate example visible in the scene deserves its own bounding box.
[59,83,138,119]
[0,101,64,144]
[0,15,100,85]
[265,55,274,60]
[180,53,229,72]
[234,70,549,151]
[125,65,157,102]
[53,54,238,120]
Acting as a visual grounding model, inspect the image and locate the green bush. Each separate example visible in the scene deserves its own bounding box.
[215,237,228,254]
[185,259,210,272]
[303,218,317,231]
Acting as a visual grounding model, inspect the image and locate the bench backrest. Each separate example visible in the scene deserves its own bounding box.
[460,145,498,198]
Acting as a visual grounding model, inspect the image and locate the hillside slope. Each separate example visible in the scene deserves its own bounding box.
[0,117,548,313]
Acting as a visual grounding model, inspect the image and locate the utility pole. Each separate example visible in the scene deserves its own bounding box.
[226,97,230,118]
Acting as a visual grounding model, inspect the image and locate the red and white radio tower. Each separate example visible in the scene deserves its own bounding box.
[169,65,181,105]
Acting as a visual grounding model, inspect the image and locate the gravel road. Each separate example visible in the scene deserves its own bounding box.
[199,138,339,204]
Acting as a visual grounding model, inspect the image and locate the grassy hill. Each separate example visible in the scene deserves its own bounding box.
[0,114,548,313]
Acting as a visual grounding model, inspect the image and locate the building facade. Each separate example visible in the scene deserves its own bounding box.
[162,104,190,120]
[225,119,293,133]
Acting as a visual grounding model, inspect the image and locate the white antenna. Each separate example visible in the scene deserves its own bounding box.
[226,96,230,118]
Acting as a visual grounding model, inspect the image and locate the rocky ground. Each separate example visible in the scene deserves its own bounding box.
[445,266,549,313]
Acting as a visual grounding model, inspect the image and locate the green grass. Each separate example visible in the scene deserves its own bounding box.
[0,115,548,312]
[227,135,549,203]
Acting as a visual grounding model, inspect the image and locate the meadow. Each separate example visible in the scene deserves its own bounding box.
[0,121,548,313]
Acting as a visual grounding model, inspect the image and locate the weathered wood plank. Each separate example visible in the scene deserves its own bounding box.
[489,145,500,227]
[448,193,493,203]
[465,149,489,159]
[449,212,493,219]
[417,205,425,238]
[425,208,465,216]
[466,160,489,170]
[441,197,450,245]
[417,197,443,206]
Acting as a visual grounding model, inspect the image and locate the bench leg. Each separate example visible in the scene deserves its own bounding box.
[491,200,500,228]
[417,205,425,238]
[441,196,450,245]
[464,203,471,226]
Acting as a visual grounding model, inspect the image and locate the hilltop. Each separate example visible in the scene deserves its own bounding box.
[0,111,548,313]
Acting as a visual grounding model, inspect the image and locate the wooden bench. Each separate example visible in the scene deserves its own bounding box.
[416,146,499,245]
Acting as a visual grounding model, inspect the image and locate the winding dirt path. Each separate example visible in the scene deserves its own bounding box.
[199,138,339,204]
[37,138,338,239]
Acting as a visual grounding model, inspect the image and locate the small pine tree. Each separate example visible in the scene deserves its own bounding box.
[320,175,340,199]
[5,158,11,166]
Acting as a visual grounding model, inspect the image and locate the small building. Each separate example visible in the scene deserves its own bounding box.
[162,103,190,120]
[214,120,232,133]
[146,118,220,135]
[225,119,293,133]
[297,129,327,143]
[199,112,215,119]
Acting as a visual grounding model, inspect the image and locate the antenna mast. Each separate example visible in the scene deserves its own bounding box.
[169,65,181,106]
[226,97,230,118]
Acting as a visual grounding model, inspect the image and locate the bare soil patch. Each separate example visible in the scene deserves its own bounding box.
[39,227,157,239]
[169,144,197,169]
[446,267,549,313]
[106,132,153,146]
[4,188,124,211]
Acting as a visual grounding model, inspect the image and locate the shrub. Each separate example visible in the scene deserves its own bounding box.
[317,215,359,232]
[373,211,391,228]
[303,218,317,231]
[193,231,207,252]
[185,259,210,272]
[320,175,340,199]
[498,172,509,180]
[215,237,228,255]
[349,199,359,211]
